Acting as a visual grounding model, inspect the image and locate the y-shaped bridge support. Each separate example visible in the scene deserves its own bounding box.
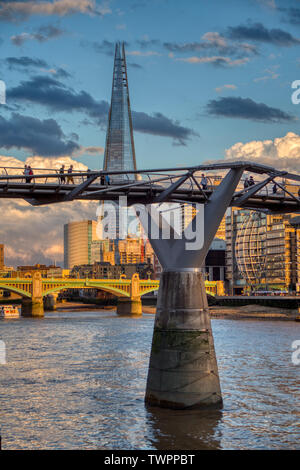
[137,168,243,409]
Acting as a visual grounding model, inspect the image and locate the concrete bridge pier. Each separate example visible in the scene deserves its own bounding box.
[116,273,142,315]
[21,298,44,317]
[21,272,44,318]
[116,297,142,315]
[145,269,222,409]
[137,167,244,409]
[44,293,59,311]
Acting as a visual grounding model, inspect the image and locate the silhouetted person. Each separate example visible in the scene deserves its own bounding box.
[28,165,33,183]
[23,165,30,183]
[244,177,249,189]
[201,173,208,190]
[249,176,255,186]
[59,165,65,184]
[67,165,74,184]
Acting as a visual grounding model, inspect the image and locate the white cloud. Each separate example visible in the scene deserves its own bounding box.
[225,132,300,172]
[0,0,111,22]
[202,32,227,48]
[0,155,98,267]
[215,84,237,93]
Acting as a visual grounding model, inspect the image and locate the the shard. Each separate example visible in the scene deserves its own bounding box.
[103,42,137,180]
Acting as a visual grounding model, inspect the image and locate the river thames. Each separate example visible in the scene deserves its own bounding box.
[0,310,299,450]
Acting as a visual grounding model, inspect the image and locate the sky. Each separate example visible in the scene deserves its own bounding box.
[1,0,300,266]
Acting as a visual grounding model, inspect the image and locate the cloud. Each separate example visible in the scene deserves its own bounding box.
[279,7,300,25]
[225,132,300,173]
[7,75,109,122]
[11,24,65,45]
[175,56,249,67]
[0,113,80,156]
[215,84,237,93]
[0,0,111,22]
[0,154,96,267]
[8,75,198,145]
[206,96,295,122]
[136,38,160,49]
[42,67,71,79]
[4,56,71,79]
[127,50,161,57]
[226,22,300,46]
[74,146,104,157]
[131,111,199,146]
[128,62,143,69]
[5,56,48,69]
[164,32,259,58]
[88,39,117,57]
[253,69,279,82]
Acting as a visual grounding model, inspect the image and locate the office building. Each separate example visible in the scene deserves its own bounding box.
[64,220,97,269]
[226,208,300,294]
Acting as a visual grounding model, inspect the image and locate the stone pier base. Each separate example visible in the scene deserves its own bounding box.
[44,293,58,311]
[117,297,142,316]
[145,270,223,409]
[21,298,44,317]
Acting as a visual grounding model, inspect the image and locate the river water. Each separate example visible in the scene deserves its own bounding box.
[0,310,299,450]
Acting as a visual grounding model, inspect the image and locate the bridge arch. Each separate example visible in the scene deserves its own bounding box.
[42,284,131,298]
[0,282,32,298]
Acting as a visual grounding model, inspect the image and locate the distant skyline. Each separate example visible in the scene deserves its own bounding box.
[1,0,300,266]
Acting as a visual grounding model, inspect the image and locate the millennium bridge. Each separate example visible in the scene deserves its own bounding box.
[0,161,299,212]
[1,161,299,410]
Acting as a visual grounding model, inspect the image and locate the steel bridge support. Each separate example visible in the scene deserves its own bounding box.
[138,168,243,409]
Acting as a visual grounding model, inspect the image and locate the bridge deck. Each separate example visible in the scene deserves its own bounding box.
[0,181,298,212]
[0,161,299,213]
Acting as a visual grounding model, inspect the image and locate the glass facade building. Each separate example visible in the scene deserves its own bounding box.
[226,208,300,294]
[103,42,137,180]
[64,220,97,269]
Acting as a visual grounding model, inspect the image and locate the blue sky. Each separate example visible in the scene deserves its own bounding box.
[1,0,300,170]
[1,0,300,267]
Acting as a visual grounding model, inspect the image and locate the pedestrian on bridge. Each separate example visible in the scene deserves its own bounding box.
[59,165,65,184]
[249,176,255,186]
[201,173,208,190]
[28,166,34,183]
[67,165,74,184]
[23,165,30,184]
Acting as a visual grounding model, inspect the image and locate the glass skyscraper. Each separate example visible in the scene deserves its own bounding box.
[103,41,137,180]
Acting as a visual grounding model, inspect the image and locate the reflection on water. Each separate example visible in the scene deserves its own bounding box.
[146,408,222,450]
[0,310,299,449]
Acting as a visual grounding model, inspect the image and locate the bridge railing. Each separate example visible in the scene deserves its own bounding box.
[0,166,299,202]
